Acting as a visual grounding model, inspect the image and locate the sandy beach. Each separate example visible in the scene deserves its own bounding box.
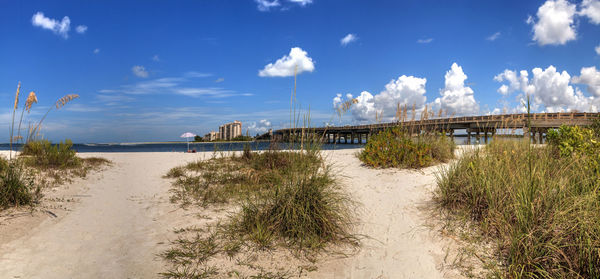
[0,149,462,278]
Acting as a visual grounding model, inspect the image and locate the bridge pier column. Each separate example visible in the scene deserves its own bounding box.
[467,129,471,145]
[476,131,481,144]
[538,129,544,144]
[484,131,488,144]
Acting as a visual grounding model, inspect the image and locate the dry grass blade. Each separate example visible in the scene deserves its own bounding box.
[55,94,79,109]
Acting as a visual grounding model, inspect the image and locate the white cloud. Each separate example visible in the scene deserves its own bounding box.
[528,0,577,45]
[417,38,434,44]
[75,25,87,34]
[580,0,600,24]
[340,33,358,46]
[486,31,501,41]
[174,88,234,98]
[433,63,479,116]
[493,69,533,95]
[288,0,312,6]
[31,12,70,39]
[152,55,160,62]
[132,66,149,78]
[255,0,280,11]
[495,66,598,112]
[93,48,100,54]
[572,66,600,97]
[248,119,272,134]
[333,75,428,123]
[215,78,225,83]
[185,71,212,78]
[259,47,315,77]
[596,45,600,55]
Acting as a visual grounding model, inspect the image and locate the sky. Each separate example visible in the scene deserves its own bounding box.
[1,0,600,143]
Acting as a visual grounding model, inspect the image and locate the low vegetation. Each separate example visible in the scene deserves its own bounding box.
[358,127,455,168]
[0,156,40,209]
[20,139,110,185]
[162,147,357,278]
[435,126,600,278]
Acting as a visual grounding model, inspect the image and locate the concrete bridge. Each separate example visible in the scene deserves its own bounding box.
[273,112,600,144]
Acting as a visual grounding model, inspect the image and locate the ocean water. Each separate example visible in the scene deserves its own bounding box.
[0,141,364,153]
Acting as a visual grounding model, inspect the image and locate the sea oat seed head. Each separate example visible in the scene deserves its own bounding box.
[25,91,38,113]
[55,94,79,109]
[14,82,21,110]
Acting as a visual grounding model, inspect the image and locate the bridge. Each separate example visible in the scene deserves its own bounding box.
[273,112,600,144]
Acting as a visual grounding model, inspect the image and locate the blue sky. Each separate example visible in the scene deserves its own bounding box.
[1,0,600,143]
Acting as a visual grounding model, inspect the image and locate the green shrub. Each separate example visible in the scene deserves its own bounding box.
[436,140,600,278]
[358,128,455,168]
[22,139,80,169]
[0,158,40,209]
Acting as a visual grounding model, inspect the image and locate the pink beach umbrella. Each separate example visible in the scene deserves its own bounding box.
[180,132,197,152]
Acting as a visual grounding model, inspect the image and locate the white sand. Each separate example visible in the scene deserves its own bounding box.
[0,149,462,278]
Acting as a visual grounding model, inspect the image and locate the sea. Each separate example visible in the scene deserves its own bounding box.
[0,141,365,153]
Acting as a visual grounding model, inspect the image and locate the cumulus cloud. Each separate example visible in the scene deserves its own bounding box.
[132,65,149,78]
[31,12,71,38]
[486,31,501,41]
[493,69,533,95]
[93,48,100,54]
[572,66,600,97]
[417,38,434,44]
[75,25,87,34]
[333,75,427,123]
[340,33,358,46]
[259,47,315,77]
[255,0,280,11]
[433,63,479,116]
[580,0,600,24]
[495,66,598,112]
[596,45,600,55]
[248,119,272,134]
[528,0,577,46]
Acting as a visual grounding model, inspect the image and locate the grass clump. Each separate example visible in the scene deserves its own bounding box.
[0,157,40,209]
[19,139,110,185]
[162,148,357,278]
[435,137,600,278]
[22,139,80,168]
[358,127,455,168]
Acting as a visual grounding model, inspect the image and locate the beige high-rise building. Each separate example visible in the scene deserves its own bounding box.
[203,131,220,141]
[219,121,242,140]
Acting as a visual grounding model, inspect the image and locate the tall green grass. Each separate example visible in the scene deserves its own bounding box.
[358,127,455,168]
[436,139,600,278]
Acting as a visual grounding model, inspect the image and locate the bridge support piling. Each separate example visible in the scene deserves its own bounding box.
[484,131,488,144]
[538,129,544,144]
[467,129,471,145]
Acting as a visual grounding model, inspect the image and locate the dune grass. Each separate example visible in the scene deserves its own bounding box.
[162,146,357,278]
[358,127,455,168]
[19,139,110,185]
[435,137,600,278]
[0,156,40,209]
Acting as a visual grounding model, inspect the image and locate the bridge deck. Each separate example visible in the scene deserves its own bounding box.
[275,112,600,134]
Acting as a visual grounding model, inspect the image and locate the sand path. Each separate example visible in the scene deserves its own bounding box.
[0,152,208,279]
[0,150,457,278]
